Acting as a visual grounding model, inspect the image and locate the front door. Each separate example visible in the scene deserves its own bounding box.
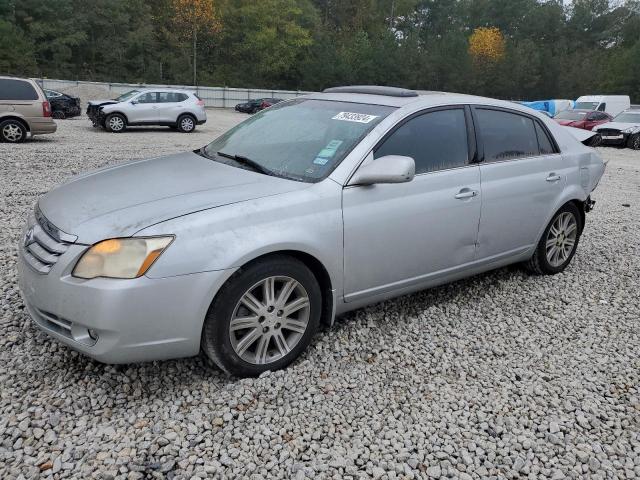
[128,92,160,123]
[342,107,482,301]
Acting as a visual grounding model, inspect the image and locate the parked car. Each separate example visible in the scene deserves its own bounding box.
[18,86,605,376]
[235,98,283,114]
[86,89,206,133]
[553,109,612,130]
[0,76,56,143]
[592,110,640,149]
[43,89,81,119]
[574,95,630,117]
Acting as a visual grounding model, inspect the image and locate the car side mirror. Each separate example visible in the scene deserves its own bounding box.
[348,155,415,186]
[130,100,137,105]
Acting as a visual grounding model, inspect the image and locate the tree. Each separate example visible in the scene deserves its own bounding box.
[171,0,222,85]
[468,27,506,64]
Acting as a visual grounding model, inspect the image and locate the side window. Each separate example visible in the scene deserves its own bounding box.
[597,103,606,112]
[534,122,556,155]
[374,108,469,174]
[0,79,39,101]
[476,109,539,161]
[158,92,187,102]
[136,92,157,104]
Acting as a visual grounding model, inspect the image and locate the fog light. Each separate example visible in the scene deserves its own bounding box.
[88,329,99,341]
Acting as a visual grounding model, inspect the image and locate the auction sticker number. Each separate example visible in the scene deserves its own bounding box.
[332,112,379,123]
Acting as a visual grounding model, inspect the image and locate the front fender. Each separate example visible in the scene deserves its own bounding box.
[136,180,344,295]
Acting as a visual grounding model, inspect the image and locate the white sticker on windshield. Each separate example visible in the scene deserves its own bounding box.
[332,112,379,123]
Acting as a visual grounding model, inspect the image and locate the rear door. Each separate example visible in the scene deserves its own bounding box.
[157,92,188,123]
[473,107,568,260]
[0,78,41,119]
[342,107,482,301]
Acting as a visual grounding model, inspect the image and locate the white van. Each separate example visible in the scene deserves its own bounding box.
[574,95,630,116]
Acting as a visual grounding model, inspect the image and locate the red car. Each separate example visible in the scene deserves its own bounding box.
[553,109,612,130]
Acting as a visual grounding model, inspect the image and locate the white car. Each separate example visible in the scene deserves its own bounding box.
[593,110,640,150]
[86,89,207,133]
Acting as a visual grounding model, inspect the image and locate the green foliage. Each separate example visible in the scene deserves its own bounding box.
[1,0,639,101]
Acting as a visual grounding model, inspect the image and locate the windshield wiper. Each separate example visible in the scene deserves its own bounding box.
[216,151,273,176]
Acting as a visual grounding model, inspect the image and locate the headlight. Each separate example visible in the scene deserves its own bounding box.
[72,236,174,279]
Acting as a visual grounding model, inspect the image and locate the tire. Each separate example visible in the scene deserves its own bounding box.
[588,133,602,147]
[105,113,126,133]
[0,119,27,143]
[176,114,196,133]
[52,110,66,119]
[627,133,640,150]
[525,202,582,275]
[201,255,322,377]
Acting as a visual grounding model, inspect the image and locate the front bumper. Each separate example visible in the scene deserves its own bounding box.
[18,241,234,364]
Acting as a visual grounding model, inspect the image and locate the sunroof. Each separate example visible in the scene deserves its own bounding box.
[323,86,418,98]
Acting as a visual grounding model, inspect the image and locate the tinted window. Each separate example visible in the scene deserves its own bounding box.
[374,109,469,174]
[597,103,606,112]
[0,79,39,101]
[535,122,555,155]
[136,92,157,103]
[476,109,539,161]
[158,92,187,102]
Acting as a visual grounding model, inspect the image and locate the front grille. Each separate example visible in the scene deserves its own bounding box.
[598,128,621,136]
[22,209,76,274]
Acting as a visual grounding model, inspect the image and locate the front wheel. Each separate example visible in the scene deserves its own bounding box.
[105,113,126,133]
[525,203,582,275]
[628,134,640,150]
[201,256,321,377]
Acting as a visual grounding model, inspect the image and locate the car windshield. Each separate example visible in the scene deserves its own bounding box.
[203,99,395,182]
[574,101,599,110]
[612,112,640,123]
[115,90,139,101]
[555,111,586,120]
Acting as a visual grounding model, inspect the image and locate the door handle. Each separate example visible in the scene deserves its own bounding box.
[546,173,561,182]
[454,189,478,200]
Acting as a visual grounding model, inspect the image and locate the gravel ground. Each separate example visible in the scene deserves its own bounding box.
[1,113,639,480]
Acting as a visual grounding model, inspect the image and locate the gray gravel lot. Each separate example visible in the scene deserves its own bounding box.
[1,112,639,479]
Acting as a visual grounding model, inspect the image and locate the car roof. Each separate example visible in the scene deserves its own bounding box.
[304,86,540,113]
[133,88,194,94]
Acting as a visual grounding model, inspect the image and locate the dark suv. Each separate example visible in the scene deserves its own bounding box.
[44,89,81,119]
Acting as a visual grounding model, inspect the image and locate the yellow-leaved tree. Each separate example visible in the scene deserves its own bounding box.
[468,27,506,64]
[172,0,222,85]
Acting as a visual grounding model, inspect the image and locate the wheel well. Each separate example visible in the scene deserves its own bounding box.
[238,251,334,326]
[105,111,128,123]
[177,112,196,122]
[0,116,29,132]
[568,199,586,233]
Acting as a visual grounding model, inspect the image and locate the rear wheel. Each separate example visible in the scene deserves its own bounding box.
[525,203,582,275]
[52,110,66,119]
[588,133,602,147]
[628,134,640,150]
[105,113,126,133]
[201,255,321,377]
[0,119,27,143]
[177,114,196,133]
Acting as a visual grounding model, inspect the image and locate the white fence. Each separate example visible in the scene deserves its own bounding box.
[35,78,315,108]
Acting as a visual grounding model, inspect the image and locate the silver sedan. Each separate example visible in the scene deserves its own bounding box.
[18,86,605,376]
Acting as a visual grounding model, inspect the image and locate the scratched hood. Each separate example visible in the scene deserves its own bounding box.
[38,151,307,244]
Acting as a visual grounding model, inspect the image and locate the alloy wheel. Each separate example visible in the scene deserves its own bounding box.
[2,123,23,142]
[229,276,311,365]
[181,117,194,131]
[109,116,124,131]
[545,212,578,267]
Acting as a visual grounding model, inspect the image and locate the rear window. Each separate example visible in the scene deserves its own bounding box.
[0,79,39,101]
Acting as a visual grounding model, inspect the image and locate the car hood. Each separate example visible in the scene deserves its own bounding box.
[88,99,119,107]
[594,121,638,131]
[38,151,309,244]
[555,119,583,126]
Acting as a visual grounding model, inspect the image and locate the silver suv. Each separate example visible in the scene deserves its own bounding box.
[19,86,605,377]
[87,89,207,133]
